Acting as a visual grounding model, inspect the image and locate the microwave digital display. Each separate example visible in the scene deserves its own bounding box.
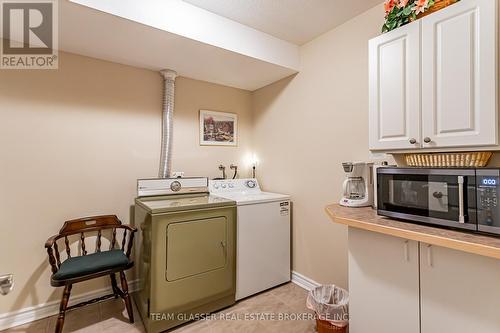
[481,178,497,186]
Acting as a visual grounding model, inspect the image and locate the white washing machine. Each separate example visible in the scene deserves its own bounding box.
[209,178,291,300]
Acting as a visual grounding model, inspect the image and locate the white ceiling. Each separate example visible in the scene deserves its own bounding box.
[182,0,383,45]
[55,0,298,91]
[4,0,383,90]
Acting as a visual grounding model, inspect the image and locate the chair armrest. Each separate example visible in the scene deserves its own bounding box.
[121,225,137,233]
[45,236,60,274]
[124,226,137,258]
[45,235,58,249]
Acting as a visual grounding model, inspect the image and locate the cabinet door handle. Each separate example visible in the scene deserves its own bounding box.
[404,240,410,262]
[423,137,432,143]
[427,245,433,267]
[409,138,417,145]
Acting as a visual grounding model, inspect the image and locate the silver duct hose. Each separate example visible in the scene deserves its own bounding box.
[159,69,177,178]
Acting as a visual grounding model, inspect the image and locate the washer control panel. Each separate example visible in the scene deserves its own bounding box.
[209,178,261,193]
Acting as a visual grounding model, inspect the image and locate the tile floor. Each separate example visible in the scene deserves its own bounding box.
[2,283,317,333]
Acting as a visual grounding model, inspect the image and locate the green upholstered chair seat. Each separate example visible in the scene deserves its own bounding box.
[53,250,130,280]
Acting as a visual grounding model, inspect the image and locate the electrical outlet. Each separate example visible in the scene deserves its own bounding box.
[172,172,185,178]
[0,274,13,296]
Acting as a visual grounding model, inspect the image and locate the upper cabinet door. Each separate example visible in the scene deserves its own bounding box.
[421,0,498,148]
[369,21,421,150]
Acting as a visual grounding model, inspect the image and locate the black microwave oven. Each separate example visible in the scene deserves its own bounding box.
[377,168,500,236]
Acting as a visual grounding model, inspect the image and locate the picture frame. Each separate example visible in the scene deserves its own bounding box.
[199,110,238,146]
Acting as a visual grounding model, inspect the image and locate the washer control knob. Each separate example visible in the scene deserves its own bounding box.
[229,183,234,188]
[170,181,182,192]
[213,184,219,189]
[221,184,227,189]
[246,180,257,188]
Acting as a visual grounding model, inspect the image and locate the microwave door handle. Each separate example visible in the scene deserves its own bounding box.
[458,176,465,223]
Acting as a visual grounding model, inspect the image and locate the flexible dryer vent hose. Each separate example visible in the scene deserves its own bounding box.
[159,69,177,178]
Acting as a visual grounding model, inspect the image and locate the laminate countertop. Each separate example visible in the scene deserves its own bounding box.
[325,204,500,260]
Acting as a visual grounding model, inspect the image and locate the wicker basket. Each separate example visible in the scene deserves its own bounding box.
[405,152,493,168]
[416,0,459,19]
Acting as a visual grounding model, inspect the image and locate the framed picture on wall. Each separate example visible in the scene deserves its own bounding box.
[199,110,238,146]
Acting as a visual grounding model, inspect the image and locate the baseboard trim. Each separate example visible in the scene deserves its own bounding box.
[0,279,138,331]
[291,271,321,291]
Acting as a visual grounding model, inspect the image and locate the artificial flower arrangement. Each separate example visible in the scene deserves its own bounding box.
[383,0,454,33]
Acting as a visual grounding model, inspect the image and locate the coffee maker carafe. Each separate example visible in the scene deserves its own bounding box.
[340,162,374,207]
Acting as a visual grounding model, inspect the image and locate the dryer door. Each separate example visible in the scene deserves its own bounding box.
[166,217,227,281]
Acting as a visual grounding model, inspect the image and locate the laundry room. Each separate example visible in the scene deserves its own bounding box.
[2,0,500,333]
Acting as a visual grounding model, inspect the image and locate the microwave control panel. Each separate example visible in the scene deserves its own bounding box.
[479,187,497,209]
[477,172,500,227]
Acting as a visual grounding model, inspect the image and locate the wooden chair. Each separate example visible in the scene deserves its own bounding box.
[45,215,137,333]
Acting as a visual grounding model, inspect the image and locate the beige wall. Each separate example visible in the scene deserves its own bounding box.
[252,4,384,288]
[173,78,254,179]
[0,51,252,314]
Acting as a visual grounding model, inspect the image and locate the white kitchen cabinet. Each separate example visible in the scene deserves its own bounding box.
[369,0,498,151]
[421,0,498,148]
[420,243,500,333]
[348,228,420,333]
[369,21,421,150]
[348,227,500,333]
